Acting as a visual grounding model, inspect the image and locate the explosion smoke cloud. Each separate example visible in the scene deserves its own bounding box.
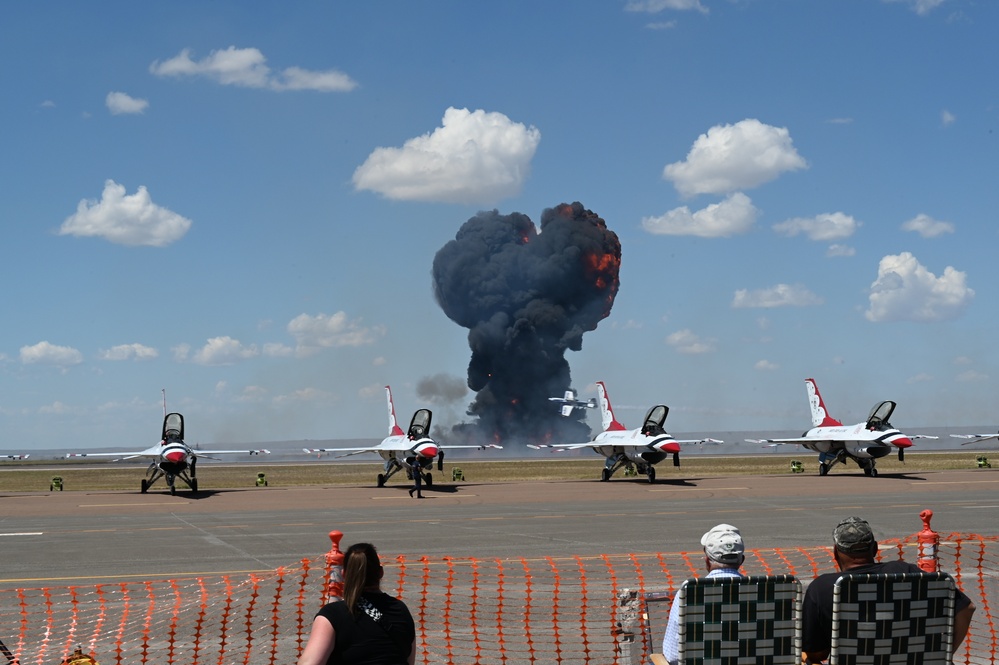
[432,202,621,445]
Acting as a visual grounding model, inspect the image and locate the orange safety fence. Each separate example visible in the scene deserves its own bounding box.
[2,535,998,664]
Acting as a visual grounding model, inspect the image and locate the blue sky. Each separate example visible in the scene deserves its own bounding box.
[2,0,996,451]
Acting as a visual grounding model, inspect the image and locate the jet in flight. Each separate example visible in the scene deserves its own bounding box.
[67,412,270,494]
[531,381,721,483]
[746,378,935,477]
[548,388,597,417]
[304,386,502,488]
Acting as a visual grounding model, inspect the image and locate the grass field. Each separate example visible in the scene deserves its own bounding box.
[0,451,993,492]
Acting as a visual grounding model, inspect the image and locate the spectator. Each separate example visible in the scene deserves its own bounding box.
[298,542,416,665]
[661,524,745,664]
[802,516,976,664]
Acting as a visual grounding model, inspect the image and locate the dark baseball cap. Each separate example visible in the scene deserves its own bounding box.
[833,516,876,554]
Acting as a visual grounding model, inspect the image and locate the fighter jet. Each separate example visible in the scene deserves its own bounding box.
[304,386,502,488]
[531,381,721,483]
[746,378,936,477]
[67,412,270,494]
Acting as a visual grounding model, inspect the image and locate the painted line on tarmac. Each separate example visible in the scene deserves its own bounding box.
[370,495,477,500]
[916,480,999,485]
[0,532,43,537]
[649,486,750,492]
[0,568,276,585]
[78,502,189,507]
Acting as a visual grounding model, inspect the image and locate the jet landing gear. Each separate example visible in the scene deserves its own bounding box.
[377,458,432,488]
[601,457,656,483]
[818,452,878,477]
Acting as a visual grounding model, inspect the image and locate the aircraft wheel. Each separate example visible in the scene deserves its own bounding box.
[170,484,177,496]
[647,467,656,484]
[601,468,611,482]
[424,473,433,488]
[866,466,877,478]
[190,478,199,493]
[141,479,149,493]
[376,473,386,488]
[819,464,828,476]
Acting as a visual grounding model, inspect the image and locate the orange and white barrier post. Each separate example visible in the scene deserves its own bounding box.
[326,530,345,601]
[917,509,939,573]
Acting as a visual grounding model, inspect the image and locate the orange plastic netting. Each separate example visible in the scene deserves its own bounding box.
[1,535,997,664]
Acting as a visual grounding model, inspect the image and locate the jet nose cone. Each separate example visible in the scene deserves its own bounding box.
[416,443,439,459]
[892,435,913,448]
[655,440,681,454]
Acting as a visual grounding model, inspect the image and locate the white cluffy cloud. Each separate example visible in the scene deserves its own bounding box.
[59,180,192,247]
[663,119,807,197]
[666,329,715,354]
[866,252,974,323]
[150,46,357,92]
[106,91,149,115]
[625,0,708,13]
[98,343,158,361]
[352,107,540,204]
[883,0,946,16]
[902,213,954,238]
[20,341,83,367]
[732,284,823,308]
[772,212,860,241]
[192,337,259,366]
[288,312,386,356]
[642,192,758,237]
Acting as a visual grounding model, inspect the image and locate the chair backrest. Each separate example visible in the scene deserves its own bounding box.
[830,571,956,664]
[677,574,802,664]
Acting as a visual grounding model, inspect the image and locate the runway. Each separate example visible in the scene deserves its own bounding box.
[2,468,997,591]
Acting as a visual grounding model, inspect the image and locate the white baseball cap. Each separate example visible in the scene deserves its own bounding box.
[700,524,745,564]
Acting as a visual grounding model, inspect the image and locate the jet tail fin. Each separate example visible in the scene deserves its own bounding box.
[806,378,841,427]
[596,381,627,432]
[385,386,405,436]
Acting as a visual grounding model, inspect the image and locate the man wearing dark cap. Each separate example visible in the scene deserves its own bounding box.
[802,516,976,664]
[661,524,746,664]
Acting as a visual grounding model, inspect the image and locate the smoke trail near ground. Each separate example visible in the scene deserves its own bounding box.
[432,202,621,446]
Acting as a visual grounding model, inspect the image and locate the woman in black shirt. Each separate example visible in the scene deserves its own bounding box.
[298,543,416,665]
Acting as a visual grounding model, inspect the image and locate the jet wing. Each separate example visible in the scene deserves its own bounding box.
[746,437,816,446]
[951,432,999,445]
[304,443,502,458]
[193,448,270,455]
[66,449,157,460]
[528,442,593,451]
[531,438,720,452]
[304,446,385,458]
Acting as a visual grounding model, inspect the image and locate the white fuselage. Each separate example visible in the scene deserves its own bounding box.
[592,429,679,463]
[800,424,909,459]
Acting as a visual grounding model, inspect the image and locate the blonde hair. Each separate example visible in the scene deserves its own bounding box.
[342,543,382,617]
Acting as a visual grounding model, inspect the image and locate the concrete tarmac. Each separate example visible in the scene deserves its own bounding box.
[2,467,997,590]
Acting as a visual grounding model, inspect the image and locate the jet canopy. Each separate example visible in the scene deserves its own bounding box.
[408,409,433,439]
[641,405,669,436]
[866,401,896,431]
[162,412,185,441]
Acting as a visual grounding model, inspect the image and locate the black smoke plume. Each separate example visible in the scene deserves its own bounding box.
[432,202,621,446]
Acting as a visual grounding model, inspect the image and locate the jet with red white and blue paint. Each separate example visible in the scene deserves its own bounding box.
[67,411,270,494]
[746,378,936,477]
[531,381,721,483]
[303,386,502,489]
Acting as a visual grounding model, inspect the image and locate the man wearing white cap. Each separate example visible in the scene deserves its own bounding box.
[661,524,746,664]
